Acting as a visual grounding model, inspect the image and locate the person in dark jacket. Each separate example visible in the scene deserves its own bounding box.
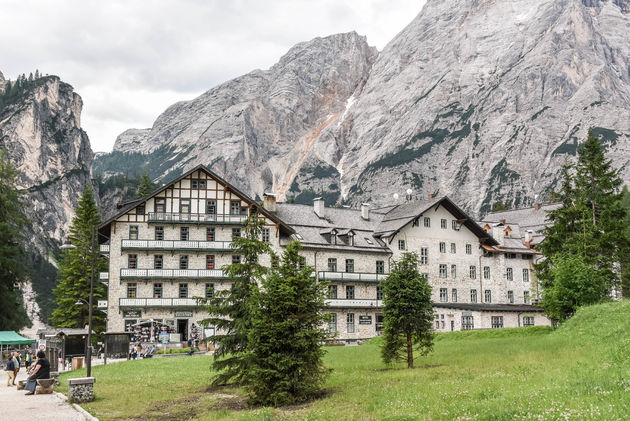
[5,355,15,386]
[24,351,50,395]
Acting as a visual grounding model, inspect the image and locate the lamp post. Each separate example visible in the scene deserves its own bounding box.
[61,225,96,378]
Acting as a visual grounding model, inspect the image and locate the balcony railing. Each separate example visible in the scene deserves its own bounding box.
[119,298,199,307]
[147,212,248,224]
[325,299,383,308]
[318,271,388,283]
[122,239,237,252]
[120,268,231,280]
[99,244,110,253]
[99,272,109,280]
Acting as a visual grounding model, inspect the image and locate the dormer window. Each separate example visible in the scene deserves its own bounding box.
[504,226,512,238]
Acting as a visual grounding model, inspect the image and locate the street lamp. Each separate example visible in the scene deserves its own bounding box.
[61,225,97,378]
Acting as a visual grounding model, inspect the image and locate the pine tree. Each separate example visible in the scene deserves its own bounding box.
[51,183,107,334]
[535,131,628,322]
[199,214,270,385]
[246,241,329,406]
[381,252,433,368]
[0,149,30,330]
[135,170,154,197]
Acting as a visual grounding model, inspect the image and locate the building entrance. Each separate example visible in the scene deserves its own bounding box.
[177,319,188,342]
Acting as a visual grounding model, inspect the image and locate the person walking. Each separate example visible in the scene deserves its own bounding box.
[5,355,15,386]
[24,350,50,395]
[25,349,33,370]
[12,351,20,385]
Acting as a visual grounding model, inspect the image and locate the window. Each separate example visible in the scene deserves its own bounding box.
[377,286,383,300]
[128,254,137,268]
[484,289,492,303]
[506,253,517,259]
[127,283,137,298]
[439,264,447,278]
[347,313,355,333]
[466,244,472,254]
[155,198,166,213]
[508,290,514,303]
[439,242,446,253]
[523,316,535,326]
[345,259,354,273]
[483,266,491,280]
[451,264,457,279]
[191,179,206,189]
[155,226,164,241]
[180,227,189,241]
[232,255,241,264]
[422,273,429,280]
[424,217,430,227]
[328,258,337,272]
[179,283,188,298]
[506,267,513,281]
[232,228,241,239]
[271,255,279,268]
[452,288,458,302]
[522,254,533,260]
[298,256,306,269]
[470,289,478,303]
[179,255,189,270]
[154,255,163,269]
[261,228,270,243]
[206,200,216,215]
[436,319,440,330]
[441,219,447,229]
[346,285,355,299]
[153,283,163,298]
[328,285,338,299]
[452,220,458,230]
[129,225,139,240]
[440,288,448,302]
[470,265,476,279]
[376,260,385,274]
[205,283,214,299]
[524,291,530,304]
[206,255,215,270]
[230,201,240,215]
[523,268,530,282]
[420,248,429,265]
[491,316,504,329]
[328,313,337,333]
[180,199,191,214]
[376,314,384,332]
[206,227,215,242]
[450,243,456,253]
[462,316,474,330]
[412,218,419,227]
[136,203,145,215]
[398,239,406,250]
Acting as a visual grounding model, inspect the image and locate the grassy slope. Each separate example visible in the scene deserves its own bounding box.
[59,301,630,420]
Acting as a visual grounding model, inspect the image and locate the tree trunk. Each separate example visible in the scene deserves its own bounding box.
[406,331,413,368]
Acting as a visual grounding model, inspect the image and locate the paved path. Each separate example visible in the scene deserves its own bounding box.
[0,369,89,421]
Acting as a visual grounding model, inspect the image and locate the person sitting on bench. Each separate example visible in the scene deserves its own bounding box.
[24,350,50,395]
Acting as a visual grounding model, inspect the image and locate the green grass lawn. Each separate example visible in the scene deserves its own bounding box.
[59,301,630,420]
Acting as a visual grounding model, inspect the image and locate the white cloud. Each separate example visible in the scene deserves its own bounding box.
[1,0,425,152]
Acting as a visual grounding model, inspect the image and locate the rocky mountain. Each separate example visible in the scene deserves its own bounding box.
[96,0,630,216]
[0,73,94,321]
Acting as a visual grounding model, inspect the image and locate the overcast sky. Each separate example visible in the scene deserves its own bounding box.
[1,0,426,152]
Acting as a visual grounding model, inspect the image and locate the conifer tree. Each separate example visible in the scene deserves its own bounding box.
[381,252,433,368]
[51,183,107,333]
[0,149,30,330]
[135,170,154,197]
[246,241,329,406]
[199,214,270,385]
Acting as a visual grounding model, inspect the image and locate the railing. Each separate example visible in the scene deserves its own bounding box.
[318,271,388,283]
[147,213,248,224]
[119,298,199,307]
[99,244,110,253]
[122,239,236,252]
[99,272,109,280]
[325,299,384,308]
[120,268,230,280]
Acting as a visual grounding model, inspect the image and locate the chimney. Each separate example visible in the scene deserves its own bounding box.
[428,194,435,199]
[499,219,506,225]
[361,203,370,220]
[263,192,276,213]
[534,203,541,211]
[313,197,325,217]
[525,230,533,248]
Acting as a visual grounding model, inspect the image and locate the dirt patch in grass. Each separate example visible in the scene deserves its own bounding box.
[371,364,443,372]
[122,395,205,421]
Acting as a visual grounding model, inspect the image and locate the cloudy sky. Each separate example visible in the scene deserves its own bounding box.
[1,0,426,152]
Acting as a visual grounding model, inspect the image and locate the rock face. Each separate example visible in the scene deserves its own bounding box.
[97,0,630,216]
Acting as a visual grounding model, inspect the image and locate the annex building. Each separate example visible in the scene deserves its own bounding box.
[98,165,551,343]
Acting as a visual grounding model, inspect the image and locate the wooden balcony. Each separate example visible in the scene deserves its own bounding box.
[99,244,110,254]
[119,298,199,308]
[120,268,231,280]
[147,212,248,225]
[318,271,387,283]
[325,299,383,308]
[121,239,237,252]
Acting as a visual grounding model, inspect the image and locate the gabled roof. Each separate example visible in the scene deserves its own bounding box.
[99,164,294,237]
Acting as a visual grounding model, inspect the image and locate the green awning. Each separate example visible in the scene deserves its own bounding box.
[0,331,36,345]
